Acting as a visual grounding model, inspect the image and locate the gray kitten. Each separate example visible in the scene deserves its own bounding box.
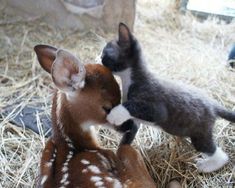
[101,23,235,173]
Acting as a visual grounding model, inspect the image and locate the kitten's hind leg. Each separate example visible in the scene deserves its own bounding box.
[115,119,139,145]
[191,133,229,173]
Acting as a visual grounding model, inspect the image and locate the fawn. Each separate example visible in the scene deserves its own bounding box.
[34,45,156,188]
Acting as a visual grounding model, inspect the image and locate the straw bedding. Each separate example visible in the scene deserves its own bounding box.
[0,0,234,187]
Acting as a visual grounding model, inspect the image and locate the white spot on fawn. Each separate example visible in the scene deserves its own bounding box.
[40,175,48,185]
[91,176,102,182]
[65,137,75,149]
[82,169,88,173]
[67,154,72,160]
[60,150,73,187]
[45,150,56,168]
[60,173,69,184]
[104,177,113,182]
[95,181,104,186]
[65,136,72,143]
[64,181,70,186]
[53,153,56,158]
[88,165,101,174]
[45,162,52,167]
[67,142,74,149]
[81,159,90,165]
[62,166,68,173]
[113,179,122,188]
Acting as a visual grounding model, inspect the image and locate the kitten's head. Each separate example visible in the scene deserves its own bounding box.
[101,23,137,72]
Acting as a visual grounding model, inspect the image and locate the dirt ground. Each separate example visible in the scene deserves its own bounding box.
[0,0,235,187]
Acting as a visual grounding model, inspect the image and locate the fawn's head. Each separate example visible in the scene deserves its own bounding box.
[34,45,121,126]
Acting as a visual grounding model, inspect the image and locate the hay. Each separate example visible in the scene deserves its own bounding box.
[0,0,235,187]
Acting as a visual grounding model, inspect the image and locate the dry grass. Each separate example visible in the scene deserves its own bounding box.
[0,0,235,187]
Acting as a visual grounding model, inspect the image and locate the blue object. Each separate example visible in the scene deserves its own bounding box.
[1,102,51,137]
[228,44,235,68]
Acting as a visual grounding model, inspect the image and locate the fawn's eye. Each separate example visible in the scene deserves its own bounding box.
[102,106,111,114]
[101,86,108,93]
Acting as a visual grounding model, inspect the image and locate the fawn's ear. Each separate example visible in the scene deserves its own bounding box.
[34,45,57,73]
[118,23,132,46]
[51,49,86,92]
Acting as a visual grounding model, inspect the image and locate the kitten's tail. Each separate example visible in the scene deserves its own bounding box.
[216,106,235,123]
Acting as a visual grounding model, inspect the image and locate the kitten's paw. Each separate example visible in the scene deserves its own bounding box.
[107,105,132,125]
[196,147,229,173]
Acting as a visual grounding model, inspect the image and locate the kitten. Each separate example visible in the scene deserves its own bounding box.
[101,23,235,173]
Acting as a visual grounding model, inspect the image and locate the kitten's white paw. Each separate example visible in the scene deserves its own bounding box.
[196,147,229,173]
[107,104,132,126]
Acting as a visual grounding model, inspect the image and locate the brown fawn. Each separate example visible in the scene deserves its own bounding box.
[34,45,156,188]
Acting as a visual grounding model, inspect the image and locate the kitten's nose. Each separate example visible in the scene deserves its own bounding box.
[104,47,115,56]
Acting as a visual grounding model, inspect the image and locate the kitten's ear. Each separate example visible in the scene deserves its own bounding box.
[118,23,132,46]
[51,49,86,92]
[34,45,57,73]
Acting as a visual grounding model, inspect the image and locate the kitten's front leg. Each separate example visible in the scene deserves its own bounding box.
[107,105,138,145]
[115,119,139,145]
